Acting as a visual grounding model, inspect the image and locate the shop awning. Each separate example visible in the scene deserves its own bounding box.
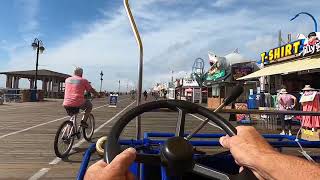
[237,57,320,80]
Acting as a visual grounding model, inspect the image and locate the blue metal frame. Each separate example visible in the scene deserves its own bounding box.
[77,133,320,180]
[77,143,96,180]
[290,12,318,32]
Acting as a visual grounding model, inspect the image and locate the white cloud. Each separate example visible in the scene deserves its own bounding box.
[245,35,277,53]
[2,0,320,90]
[15,0,40,38]
[212,0,236,7]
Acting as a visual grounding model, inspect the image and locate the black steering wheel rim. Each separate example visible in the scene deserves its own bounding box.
[104,100,256,180]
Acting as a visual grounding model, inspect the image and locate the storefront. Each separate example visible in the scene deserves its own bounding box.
[239,31,320,136]
[205,51,258,109]
[174,78,202,103]
[239,31,320,94]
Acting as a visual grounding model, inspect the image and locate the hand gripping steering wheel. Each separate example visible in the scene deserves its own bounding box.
[104,100,257,180]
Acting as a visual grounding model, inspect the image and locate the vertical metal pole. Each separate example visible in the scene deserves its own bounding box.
[127,81,129,93]
[100,71,103,93]
[34,41,40,90]
[118,80,121,94]
[288,33,292,43]
[100,78,103,92]
[124,1,143,179]
[199,86,202,104]
[171,70,174,83]
[124,0,143,140]
[278,30,282,47]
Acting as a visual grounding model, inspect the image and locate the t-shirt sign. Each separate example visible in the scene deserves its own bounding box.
[109,94,118,107]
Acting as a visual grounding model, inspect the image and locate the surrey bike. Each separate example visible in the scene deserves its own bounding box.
[77,95,320,180]
[54,104,95,158]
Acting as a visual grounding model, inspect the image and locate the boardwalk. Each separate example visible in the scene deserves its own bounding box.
[0,96,227,179]
[0,96,304,179]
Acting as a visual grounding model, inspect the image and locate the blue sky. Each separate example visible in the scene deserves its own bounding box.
[0,0,319,90]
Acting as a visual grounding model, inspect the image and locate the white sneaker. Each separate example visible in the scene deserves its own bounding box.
[280,131,285,135]
[288,130,292,136]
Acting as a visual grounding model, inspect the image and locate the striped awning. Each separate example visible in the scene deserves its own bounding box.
[237,57,320,80]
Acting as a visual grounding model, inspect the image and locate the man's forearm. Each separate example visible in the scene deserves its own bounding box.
[255,151,320,179]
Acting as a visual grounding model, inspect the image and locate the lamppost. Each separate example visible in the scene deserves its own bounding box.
[290,12,318,32]
[100,71,104,93]
[171,69,174,83]
[118,80,121,94]
[31,38,45,90]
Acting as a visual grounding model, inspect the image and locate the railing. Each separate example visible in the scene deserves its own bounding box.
[0,88,22,103]
[219,109,320,116]
[3,94,22,103]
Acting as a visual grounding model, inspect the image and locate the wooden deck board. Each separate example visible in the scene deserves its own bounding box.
[0,97,301,180]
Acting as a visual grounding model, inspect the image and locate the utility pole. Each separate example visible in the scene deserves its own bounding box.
[288,33,292,43]
[278,30,282,47]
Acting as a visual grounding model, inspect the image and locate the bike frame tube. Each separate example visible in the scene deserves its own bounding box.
[77,143,96,180]
[72,115,78,133]
[117,132,320,148]
[77,133,320,180]
[123,1,143,178]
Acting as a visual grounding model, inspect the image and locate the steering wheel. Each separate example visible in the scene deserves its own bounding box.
[104,100,257,180]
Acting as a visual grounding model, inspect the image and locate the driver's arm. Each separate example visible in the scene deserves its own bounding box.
[219,126,320,180]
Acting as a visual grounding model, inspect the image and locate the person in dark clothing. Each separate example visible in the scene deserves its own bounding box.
[143,90,148,101]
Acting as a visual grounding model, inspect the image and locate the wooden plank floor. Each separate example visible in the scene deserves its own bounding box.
[0,96,311,180]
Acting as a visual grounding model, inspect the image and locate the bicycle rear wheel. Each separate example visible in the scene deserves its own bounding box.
[83,114,95,141]
[54,121,75,158]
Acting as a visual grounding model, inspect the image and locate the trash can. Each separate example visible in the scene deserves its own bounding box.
[30,89,37,102]
[21,90,30,102]
[248,94,257,109]
[0,95,3,105]
[38,90,44,101]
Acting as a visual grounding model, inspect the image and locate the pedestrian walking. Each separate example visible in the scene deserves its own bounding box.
[143,90,148,101]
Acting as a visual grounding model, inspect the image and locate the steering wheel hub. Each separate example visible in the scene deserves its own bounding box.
[161,137,194,176]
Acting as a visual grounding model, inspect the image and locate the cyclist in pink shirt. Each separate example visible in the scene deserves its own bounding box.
[63,67,99,127]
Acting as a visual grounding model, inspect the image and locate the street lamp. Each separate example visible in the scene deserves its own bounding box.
[290,12,318,32]
[31,38,45,90]
[118,80,121,94]
[100,71,104,93]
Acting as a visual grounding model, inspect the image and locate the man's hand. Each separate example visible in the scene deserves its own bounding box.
[219,126,278,179]
[84,148,136,180]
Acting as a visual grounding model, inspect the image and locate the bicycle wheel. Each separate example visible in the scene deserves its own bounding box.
[54,121,75,158]
[83,114,95,141]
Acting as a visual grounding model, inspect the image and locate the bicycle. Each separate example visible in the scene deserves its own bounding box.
[54,107,95,158]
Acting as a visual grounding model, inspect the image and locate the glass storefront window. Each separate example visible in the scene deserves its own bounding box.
[212,85,220,97]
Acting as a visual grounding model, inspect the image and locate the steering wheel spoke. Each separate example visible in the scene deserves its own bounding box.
[175,108,186,137]
[193,163,231,180]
